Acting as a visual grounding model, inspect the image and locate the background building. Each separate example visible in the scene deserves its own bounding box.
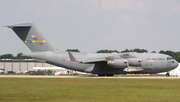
[0,59,76,74]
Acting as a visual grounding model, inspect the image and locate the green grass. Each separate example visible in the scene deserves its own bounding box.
[0,78,180,102]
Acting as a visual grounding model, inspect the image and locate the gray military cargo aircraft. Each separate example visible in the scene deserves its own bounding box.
[6,23,178,76]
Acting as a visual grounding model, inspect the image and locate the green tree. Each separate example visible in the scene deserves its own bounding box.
[120,49,132,53]
[0,54,14,59]
[151,51,156,53]
[15,53,27,59]
[0,53,28,59]
[133,48,148,53]
[121,48,148,53]
[96,49,119,53]
[66,49,80,52]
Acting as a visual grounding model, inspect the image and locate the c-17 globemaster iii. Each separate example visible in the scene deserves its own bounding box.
[5,23,178,76]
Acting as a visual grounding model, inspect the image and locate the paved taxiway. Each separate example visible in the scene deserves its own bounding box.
[0,75,180,79]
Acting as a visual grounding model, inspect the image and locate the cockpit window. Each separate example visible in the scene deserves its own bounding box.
[167,57,173,60]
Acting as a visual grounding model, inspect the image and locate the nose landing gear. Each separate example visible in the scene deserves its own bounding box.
[166,72,170,77]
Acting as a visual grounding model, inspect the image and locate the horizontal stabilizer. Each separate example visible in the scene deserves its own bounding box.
[6,23,31,28]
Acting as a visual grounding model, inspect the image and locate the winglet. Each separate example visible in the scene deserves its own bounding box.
[68,52,76,61]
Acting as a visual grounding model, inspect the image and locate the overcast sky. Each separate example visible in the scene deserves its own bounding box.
[0,0,180,55]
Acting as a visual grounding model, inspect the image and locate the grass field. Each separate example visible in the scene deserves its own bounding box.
[0,78,180,102]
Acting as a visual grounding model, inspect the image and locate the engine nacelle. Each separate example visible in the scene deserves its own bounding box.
[107,59,128,68]
[128,58,142,67]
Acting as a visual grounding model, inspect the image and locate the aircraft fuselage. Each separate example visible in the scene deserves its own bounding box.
[24,51,178,75]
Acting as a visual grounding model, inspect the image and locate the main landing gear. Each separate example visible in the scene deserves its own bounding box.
[97,74,114,76]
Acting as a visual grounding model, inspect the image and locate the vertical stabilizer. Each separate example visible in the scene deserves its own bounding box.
[68,52,77,61]
[6,23,55,52]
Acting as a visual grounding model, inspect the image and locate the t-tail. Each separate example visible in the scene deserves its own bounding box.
[6,23,55,52]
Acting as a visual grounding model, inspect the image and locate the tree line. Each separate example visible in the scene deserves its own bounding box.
[0,53,27,59]
[1,49,180,62]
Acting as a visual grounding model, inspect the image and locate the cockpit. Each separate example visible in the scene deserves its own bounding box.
[167,56,175,64]
[167,57,173,60]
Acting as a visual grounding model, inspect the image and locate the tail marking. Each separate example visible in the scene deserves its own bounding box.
[23,40,47,43]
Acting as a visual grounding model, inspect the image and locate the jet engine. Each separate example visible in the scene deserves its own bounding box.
[107,59,128,68]
[128,58,142,67]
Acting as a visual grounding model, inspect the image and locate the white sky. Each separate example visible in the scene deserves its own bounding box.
[0,0,180,55]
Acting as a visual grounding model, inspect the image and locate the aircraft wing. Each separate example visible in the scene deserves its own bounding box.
[78,58,107,63]
[77,54,121,63]
[68,52,135,64]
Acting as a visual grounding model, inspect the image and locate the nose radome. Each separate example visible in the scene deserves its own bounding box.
[174,60,179,68]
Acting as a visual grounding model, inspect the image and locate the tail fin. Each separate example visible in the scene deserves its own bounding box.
[6,23,55,52]
[68,51,77,61]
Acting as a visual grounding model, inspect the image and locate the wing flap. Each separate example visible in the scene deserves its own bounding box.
[79,58,107,64]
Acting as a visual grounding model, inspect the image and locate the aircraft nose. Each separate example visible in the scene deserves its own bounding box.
[173,60,179,68]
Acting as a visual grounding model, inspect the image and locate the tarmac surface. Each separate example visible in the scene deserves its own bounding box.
[0,75,180,79]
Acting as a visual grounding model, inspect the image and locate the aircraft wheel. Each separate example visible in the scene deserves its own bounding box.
[166,73,170,77]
